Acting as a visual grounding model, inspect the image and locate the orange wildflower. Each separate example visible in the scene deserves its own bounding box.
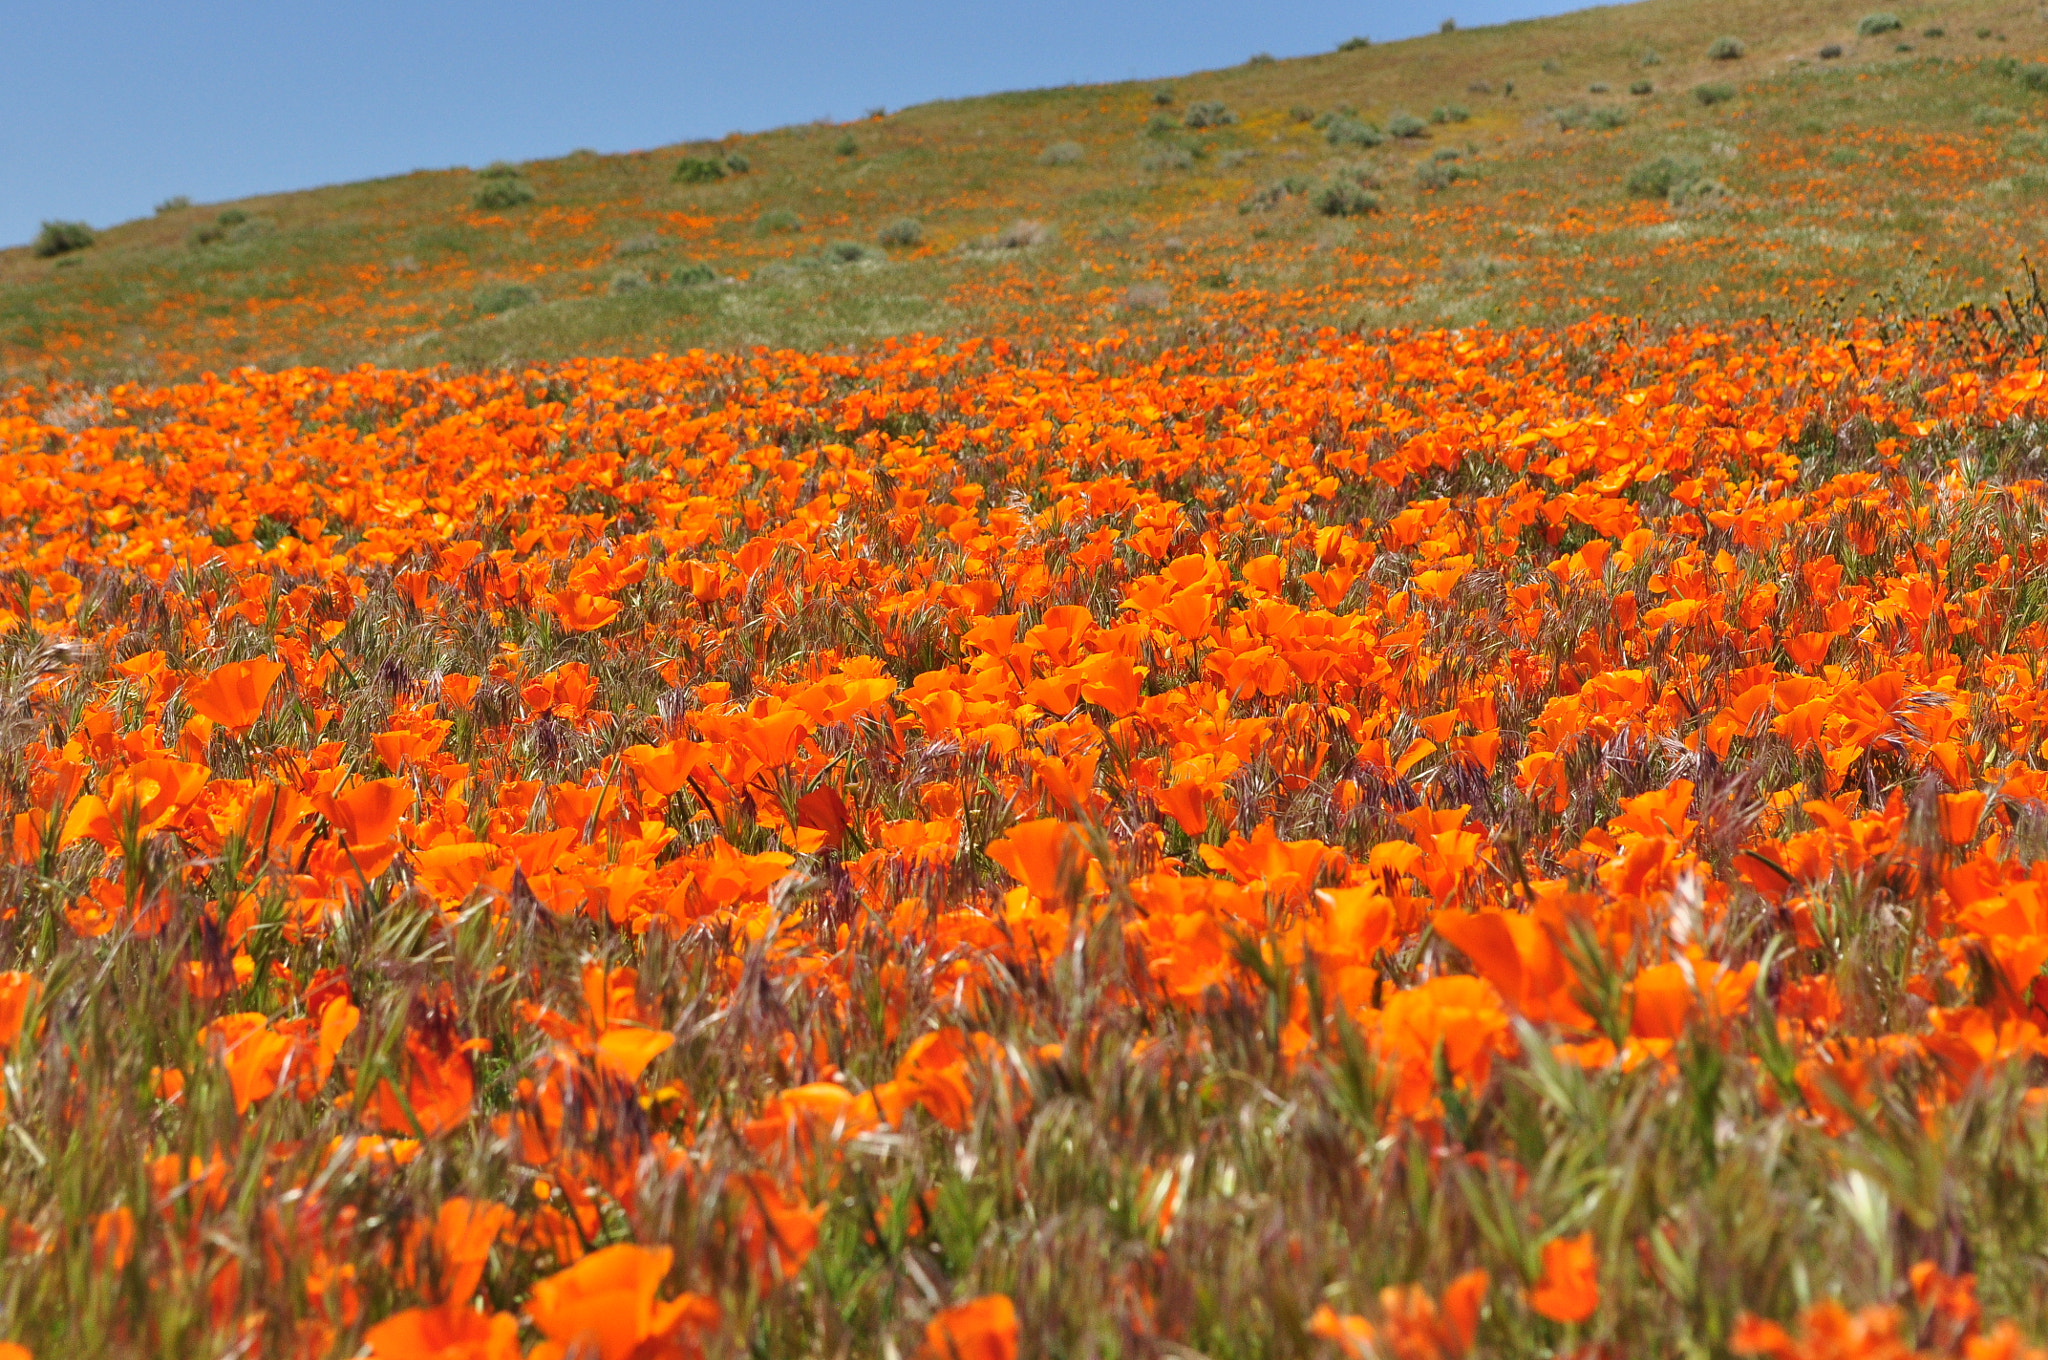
[1528,1233,1598,1324]
[919,1294,1019,1360]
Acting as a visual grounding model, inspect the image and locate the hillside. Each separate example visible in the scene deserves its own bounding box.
[7,0,2048,381]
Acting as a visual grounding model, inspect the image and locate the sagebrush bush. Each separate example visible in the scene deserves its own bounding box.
[608,269,649,295]
[1038,141,1084,166]
[826,241,870,263]
[756,209,803,235]
[1626,154,1706,199]
[1640,48,1663,66]
[1559,105,1628,131]
[1858,13,1903,36]
[1141,145,1195,172]
[1695,83,1737,106]
[1338,36,1370,52]
[1324,115,1385,148]
[673,157,728,184]
[1314,180,1380,216]
[670,262,717,285]
[1708,36,1746,60]
[878,217,924,248]
[1630,80,1654,95]
[834,134,858,157]
[471,165,535,210]
[1182,101,1237,129]
[1150,86,1174,105]
[154,196,191,215]
[1431,104,1471,124]
[1820,43,1844,59]
[1388,111,1428,138]
[32,221,95,258]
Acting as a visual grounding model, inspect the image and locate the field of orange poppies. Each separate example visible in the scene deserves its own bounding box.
[16,5,2048,1360]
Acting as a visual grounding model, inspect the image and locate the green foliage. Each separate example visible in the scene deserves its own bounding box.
[1559,105,1629,131]
[1858,13,1904,37]
[1387,110,1428,138]
[670,262,717,285]
[1038,141,1084,166]
[834,134,859,157]
[472,282,537,315]
[154,196,191,215]
[1324,115,1385,148]
[1696,83,1738,106]
[471,165,535,210]
[1182,100,1237,129]
[1338,36,1371,52]
[1431,104,1471,124]
[1626,154,1707,199]
[877,217,924,248]
[826,240,872,263]
[756,209,803,236]
[1630,80,1654,96]
[672,157,729,184]
[32,221,95,258]
[1822,43,1845,59]
[1314,180,1380,216]
[1708,36,1747,60]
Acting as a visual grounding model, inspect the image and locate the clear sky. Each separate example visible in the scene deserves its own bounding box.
[4,0,1597,248]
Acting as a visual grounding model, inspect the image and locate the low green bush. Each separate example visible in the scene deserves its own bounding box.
[878,217,924,248]
[32,221,95,258]
[473,283,537,315]
[1183,101,1238,129]
[1314,181,1380,216]
[1858,13,1903,36]
[1708,36,1746,60]
[1695,83,1737,106]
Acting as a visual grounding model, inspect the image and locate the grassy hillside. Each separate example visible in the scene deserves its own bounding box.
[7,0,2048,381]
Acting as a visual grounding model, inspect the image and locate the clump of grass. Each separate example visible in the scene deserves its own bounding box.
[1708,36,1746,60]
[1630,80,1654,96]
[1559,105,1629,131]
[472,163,535,210]
[1431,104,1471,124]
[674,153,747,184]
[1323,115,1385,149]
[1821,43,1844,59]
[1387,110,1428,138]
[472,282,537,314]
[993,219,1049,248]
[670,262,717,285]
[756,208,803,236]
[1140,144,1195,172]
[1626,154,1708,200]
[1858,13,1903,37]
[878,217,924,248]
[834,134,859,157]
[825,240,872,263]
[33,221,95,258]
[1150,86,1174,105]
[1038,141,1084,167]
[1313,180,1380,216]
[154,196,191,215]
[1415,157,1472,190]
[1695,83,1737,107]
[1240,177,1311,212]
[1182,101,1237,129]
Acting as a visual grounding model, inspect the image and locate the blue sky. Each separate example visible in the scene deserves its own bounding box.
[4,0,1595,248]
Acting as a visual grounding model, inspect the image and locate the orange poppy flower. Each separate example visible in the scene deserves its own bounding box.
[919,1294,1018,1360]
[184,657,286,731]
[1529,1233,1598,1324]
[525,1243,720,1360]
